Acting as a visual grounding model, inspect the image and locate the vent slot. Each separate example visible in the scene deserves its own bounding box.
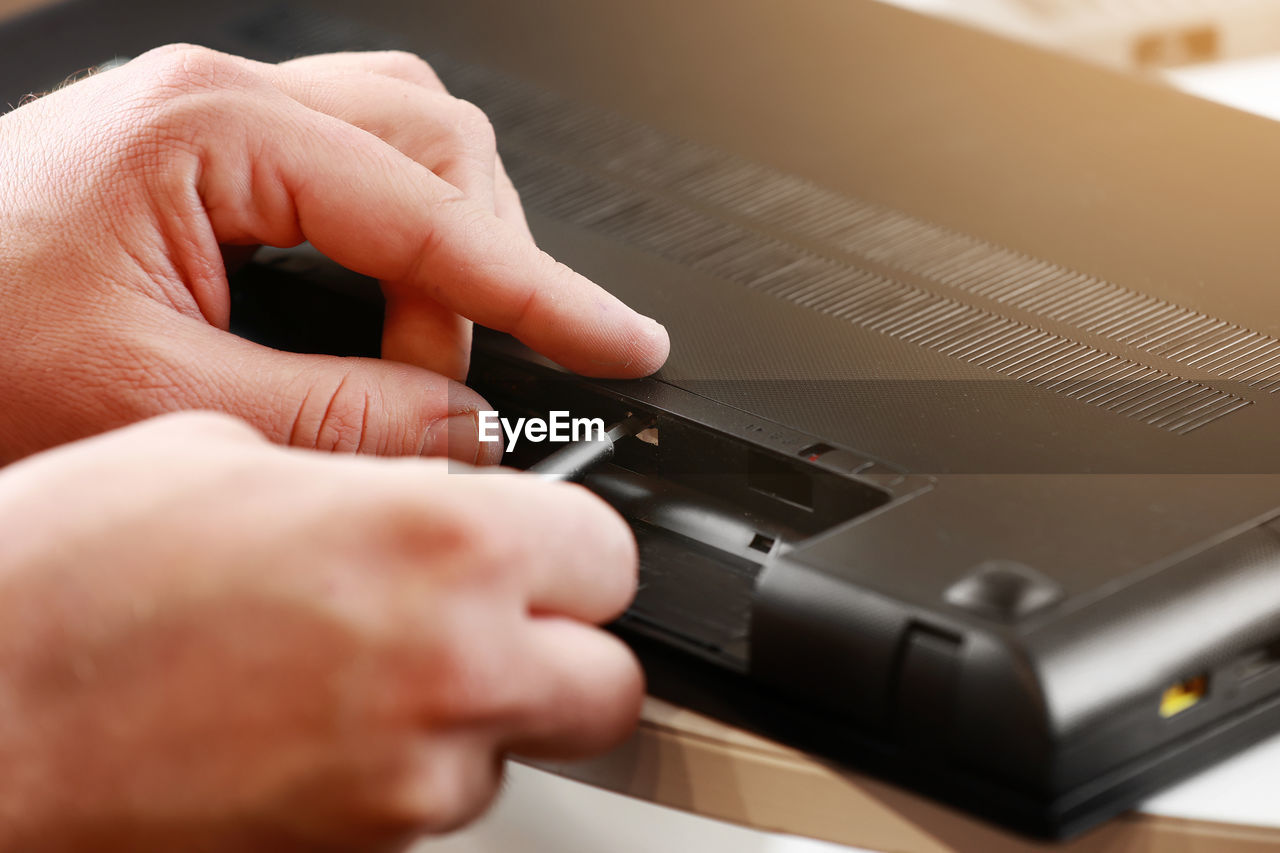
[433,53,1266,433]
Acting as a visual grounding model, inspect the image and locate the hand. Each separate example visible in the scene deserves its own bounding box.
[0,45,669,464]
[0,412,643,851]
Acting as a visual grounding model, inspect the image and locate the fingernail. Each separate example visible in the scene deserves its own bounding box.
[642,316,670,370]
[422,411,483,465]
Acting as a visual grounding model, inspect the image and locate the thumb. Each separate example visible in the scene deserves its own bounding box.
[180,324,501,464]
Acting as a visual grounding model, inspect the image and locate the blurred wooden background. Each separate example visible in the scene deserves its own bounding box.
[0,0,50,19]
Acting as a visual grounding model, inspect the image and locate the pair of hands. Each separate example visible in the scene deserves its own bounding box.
[0,45,668,850]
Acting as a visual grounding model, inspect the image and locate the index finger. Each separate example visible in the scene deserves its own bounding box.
[200,92,670,378]
[442,471,640,624]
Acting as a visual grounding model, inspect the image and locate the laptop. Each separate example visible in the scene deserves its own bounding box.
[5,0,1280,839]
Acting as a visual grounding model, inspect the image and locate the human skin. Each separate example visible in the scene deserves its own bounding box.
[0,45,669,850]
[0,413,643,850]
[0,44,669,464]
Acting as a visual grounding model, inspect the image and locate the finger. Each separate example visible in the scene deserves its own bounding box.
[381,289,473,381]
[277,50,449,93]
[275,52,530,235]
[495,153,534,242]
[273,52,532,249]
[262,67,499,379]
[163,312,502,463]
[502,618,645,759]
[311,53,534,237]
[295,728,505,839]
[195,87,669,378]
[437,475,639,623]
[268,67,498,213]
[364,731,506,836]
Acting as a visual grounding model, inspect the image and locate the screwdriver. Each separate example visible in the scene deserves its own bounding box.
[527,414,653,482]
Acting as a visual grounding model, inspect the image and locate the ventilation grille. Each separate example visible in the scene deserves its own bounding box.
[434,57,1258,435]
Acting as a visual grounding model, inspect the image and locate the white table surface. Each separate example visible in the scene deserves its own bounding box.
[1141,728,1280,827]
[417,763,869,853]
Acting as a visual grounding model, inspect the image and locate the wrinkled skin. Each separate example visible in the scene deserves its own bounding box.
[0,45,670,851]
[0,44,669,464]
[0,414,644,851]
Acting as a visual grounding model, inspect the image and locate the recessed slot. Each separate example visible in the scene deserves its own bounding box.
[1160,675,1208,719]
[467,348,893,540]
[748,533,776,554]
[798,443,834,462]
[748,450,814,510]
[611,417,662,476]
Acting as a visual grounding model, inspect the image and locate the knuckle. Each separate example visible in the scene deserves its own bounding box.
[370,50,445,89]
[132,44,244,96]
[433,506,508,574]
[410,197,490,284]
[417,610,504,711]
[126,89,225,151]
[111,49,259,161]
[365,486,504,578]
[449,195,495,238]
[389,745,503,833]
[448,99,497,151]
